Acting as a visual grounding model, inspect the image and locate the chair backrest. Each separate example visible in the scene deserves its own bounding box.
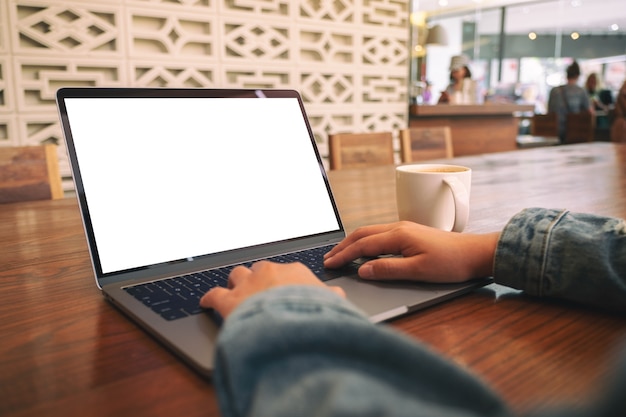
[531,113,558,137]
[328,132,394,170]
[0,144,64,204]
[610,108,626,143]
[564,112,594,144]
[399,127,453,163]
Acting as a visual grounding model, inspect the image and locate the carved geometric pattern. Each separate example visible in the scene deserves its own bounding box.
[223,68,292,89]
[300,73,354,104]
[0,1,8,53]
[363,0,408,28]
[224,23,289,60]
[13,4,120,53]
[362,74,407,102]
[362,36,408,66]
[3,0,408,183]
[12,58,126,111]
[0,58,13,112]
[226,0,289,15]
[0,115,18,144]
[135,0,210,7]
[17,114,64,147]
[132,63,215,87]
[299,30,355,63]
[129,12,214,57]
[300,0,353,22]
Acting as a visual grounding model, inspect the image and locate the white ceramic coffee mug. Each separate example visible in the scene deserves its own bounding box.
[396,164,471,232]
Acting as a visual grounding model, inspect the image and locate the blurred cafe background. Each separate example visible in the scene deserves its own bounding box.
[410,0,625,111]
[0,0,625,189]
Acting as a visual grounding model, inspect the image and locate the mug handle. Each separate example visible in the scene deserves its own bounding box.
[443,176,469,232]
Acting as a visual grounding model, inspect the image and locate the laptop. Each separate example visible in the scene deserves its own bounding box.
[56,87,489,377]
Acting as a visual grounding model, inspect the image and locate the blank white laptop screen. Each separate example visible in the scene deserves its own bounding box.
[63,97,340,274]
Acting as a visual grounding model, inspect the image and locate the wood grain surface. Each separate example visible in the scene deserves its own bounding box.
[2,142,625,417]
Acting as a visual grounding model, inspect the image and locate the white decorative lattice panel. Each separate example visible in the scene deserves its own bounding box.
[3,0,409,185]
[0,57,15,114]
[10,1,122,56]
[126,6,214,58]
[0,115,19,145]
[0,1,9,54]
[131,61,216,87]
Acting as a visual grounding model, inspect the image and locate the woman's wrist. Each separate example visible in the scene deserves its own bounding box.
[464,232,500,279]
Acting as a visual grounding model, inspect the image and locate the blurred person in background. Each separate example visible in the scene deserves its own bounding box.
[585,73,609,112]
[438,55,480,105]
[611,80,626,143]
[547,61,592,141]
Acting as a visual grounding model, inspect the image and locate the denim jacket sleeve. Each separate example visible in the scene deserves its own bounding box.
[212,285,626,417]
[494,208,626,312]
[212,285,510,417]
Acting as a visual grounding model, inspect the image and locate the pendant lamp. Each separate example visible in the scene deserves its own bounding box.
[426,24,448,46]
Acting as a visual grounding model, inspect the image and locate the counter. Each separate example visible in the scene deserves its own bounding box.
[409,104,534,156]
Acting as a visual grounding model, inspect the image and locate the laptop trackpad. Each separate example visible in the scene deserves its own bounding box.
[330,276,487,323]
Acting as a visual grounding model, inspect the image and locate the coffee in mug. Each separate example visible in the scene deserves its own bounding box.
[396,164,471,232]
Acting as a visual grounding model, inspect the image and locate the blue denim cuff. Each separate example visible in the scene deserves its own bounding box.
[494,207,568,296]
[494,207,626,312]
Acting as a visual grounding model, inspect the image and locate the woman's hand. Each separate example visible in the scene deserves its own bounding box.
[324,221,499,284]
[200,261,345,319]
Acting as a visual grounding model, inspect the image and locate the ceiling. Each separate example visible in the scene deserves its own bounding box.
[415,0,626,34]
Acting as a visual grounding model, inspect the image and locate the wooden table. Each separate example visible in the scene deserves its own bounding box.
[2,142,626,416]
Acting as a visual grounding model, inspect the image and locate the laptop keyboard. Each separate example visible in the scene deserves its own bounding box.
[124,244,357,321]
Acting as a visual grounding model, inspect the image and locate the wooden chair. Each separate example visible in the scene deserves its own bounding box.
[564,112,594,144]
[399,127,453,163]
[531,113,558,137]
[328,132,394,170]
[0,145,64,204]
